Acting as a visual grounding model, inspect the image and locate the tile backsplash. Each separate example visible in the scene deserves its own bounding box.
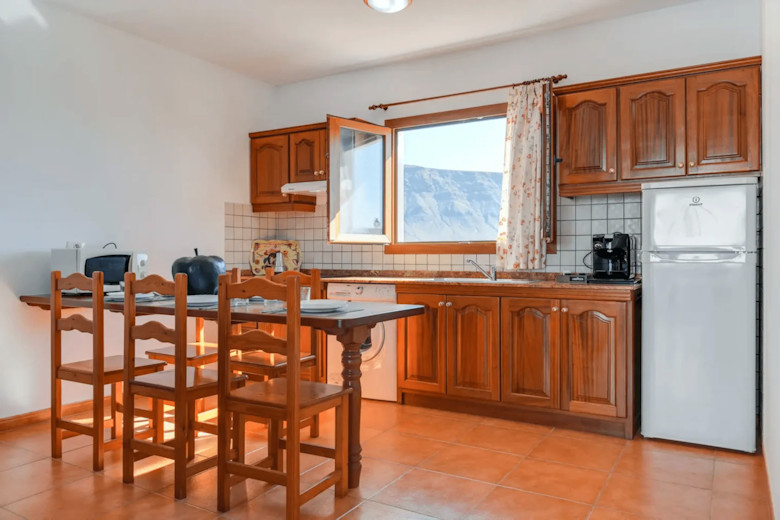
[224,193,642,275]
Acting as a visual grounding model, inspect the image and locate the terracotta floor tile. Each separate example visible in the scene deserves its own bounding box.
[0,423,94,456]
[529,436,625,471]
[4,474,149,520]
[391,413,477,442]
[478,417,553,434]
[615,444,715,489]
[500,458,608,504]
[358,401,406,431]
[362,431,448,466]
[339,500,438,519]
[714,449,765,466]
[597,473,712,519]
[300,457,411,499]
[455,425,545,456]
[0,441,48,471]
[551,428,628,445]
[587,507,649,519]
[223,487,362,520]
[100,492,217,520]
[463,486,591,520]
[634,437,716,459]
[402,405,483,423]
[712,459,771,501]
[711,492,773,520]
[0,458,92,506]
[419,444,521,483]
[157,466,274,512]
[0,509,23,520]
[372,468,495,519]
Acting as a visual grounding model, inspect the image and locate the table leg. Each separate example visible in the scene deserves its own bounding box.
[336,325,371,489]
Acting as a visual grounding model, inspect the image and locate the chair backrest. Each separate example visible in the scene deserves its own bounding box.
[264,268,322,299]
[123,273,187,388]
[217,274,301,413]
[51,271,104,384]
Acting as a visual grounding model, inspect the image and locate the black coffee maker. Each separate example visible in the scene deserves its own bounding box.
[592,233,632,280]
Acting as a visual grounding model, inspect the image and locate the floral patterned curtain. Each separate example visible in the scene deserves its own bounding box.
[496,81,549,270]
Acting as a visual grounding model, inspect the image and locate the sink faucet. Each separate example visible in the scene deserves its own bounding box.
[467,259,497,281]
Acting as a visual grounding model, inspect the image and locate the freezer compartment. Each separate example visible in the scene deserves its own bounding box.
[642,180,756,252]
[641,251,757,452]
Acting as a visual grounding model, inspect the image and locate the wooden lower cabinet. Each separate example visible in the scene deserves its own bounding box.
[501,298,559,408]
[397,293,447,394]
[446,296,500,401]
[560,300,626,418]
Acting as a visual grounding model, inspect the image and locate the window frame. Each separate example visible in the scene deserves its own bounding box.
[384,103,508,255]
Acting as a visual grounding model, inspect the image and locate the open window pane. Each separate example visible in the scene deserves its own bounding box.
[396,117,505,243]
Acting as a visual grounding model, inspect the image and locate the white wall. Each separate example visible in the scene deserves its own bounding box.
[266,0,761,129]
[762,0,780,513]
[0,3,273,417]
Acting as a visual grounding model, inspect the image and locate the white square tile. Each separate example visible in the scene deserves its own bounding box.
[575,235,591,250]
[591,195,608,204]
[575,205,591,220]
[607,220,625,233]
[607,204,624,219]
[561,206,576,220]
[561,221,575,235]
[607,193,624,203]
[225,227,234,239]
[624,202,641,219]
[574,195,592,205]
[591,219,607,234]
[625,219,641,234]
[591,204,607,219]
[560,235,575,251]
[575,220,592,235]
[558,196,575,206]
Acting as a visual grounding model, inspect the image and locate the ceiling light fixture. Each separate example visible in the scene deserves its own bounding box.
[363,0,412,14]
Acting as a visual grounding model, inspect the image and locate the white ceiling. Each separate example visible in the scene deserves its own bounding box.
[43,0,697,85]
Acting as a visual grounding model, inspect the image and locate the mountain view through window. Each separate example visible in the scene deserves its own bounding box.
[396,116,506,243]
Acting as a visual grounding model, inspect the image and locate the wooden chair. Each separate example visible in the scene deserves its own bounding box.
[51,271,166,471]
[216,274,350,518]
[122,272,245,499]
[229,268,323,437]
[145,317,218,367]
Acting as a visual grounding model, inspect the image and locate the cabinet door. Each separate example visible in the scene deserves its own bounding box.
[250,135,289,204]
[557,88,618,185]
[290,129,326,183]
[501,298,560,408]
[620,78,686,180]
[397,293,446,394]
[687,66,760,175]
[561,300,626,417]
[446,296,500,401]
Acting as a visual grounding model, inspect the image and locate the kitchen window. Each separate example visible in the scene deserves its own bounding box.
[385,104,508,254]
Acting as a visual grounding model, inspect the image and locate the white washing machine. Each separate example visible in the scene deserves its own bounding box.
[326,283,397,402]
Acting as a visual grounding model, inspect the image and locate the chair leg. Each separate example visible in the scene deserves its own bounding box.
[217,409,233,512]
[114,383,123,441]
[174,400,188,500]
[93,378,104,471]
[122,389,134,484]
[51,379,62,459]
[153,399,165,443]
[334,395,349,498]
[286,415,301,520]
[235,412,246,464]
[309,413,320,439]
[147,396,156,430]
[269,419,282,471]
[110,382,119,440]
[187,400,196,461]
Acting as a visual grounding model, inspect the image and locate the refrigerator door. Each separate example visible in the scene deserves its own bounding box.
[641,251,757,452]
[642,180,756,252]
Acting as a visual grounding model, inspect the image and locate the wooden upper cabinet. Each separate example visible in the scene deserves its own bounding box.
[561,300,626,418]
[290,129,326,183]
[446,296,500,401]
[250,135,289,204]
[557,88,618,185]
[687,66,761,175]
[501,298,560,408]
[397,293,446,394]
[620,78,687,180]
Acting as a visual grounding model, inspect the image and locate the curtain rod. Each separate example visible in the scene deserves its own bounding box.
[368,74,567,111]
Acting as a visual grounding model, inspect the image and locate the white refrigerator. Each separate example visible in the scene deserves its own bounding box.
[641,176,758,452]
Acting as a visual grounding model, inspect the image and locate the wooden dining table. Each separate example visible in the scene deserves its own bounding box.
[20,293,424,488]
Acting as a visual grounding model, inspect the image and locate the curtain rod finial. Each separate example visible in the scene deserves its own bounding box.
[368,104,389,111]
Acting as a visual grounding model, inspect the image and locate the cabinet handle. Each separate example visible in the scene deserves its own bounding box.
[552,306,559,312]
[445,302,453,307]
[608,167,615,174]
[689,161,695,167]
[438,301,445,307]
[562,307,568,313]
[677,162,684,168]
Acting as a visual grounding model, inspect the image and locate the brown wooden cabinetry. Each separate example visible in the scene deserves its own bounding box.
[397,293,446,394]
[687,67,760,175]
[560,300,626,418]
[249,123,327,213]
[556,57,761,197]
[557,88,618,185]
[501,298,559,408]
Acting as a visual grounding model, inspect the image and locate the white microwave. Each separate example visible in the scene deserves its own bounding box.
[51,248,148,292]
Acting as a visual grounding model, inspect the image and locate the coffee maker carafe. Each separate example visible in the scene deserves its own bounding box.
[592,233,632,279]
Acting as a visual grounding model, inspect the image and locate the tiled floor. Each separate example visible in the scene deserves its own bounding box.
[0,400,773,519]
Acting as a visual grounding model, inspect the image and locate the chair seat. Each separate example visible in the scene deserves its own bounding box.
[59,355,165,383]
[229,378,351,409]
[132,367,245,395]
[231,350,316,376]
[146,344,218,366]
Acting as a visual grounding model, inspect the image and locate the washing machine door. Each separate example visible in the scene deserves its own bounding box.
[359,322,386,369]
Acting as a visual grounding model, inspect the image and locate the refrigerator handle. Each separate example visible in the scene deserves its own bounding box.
[643,251,749,263]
